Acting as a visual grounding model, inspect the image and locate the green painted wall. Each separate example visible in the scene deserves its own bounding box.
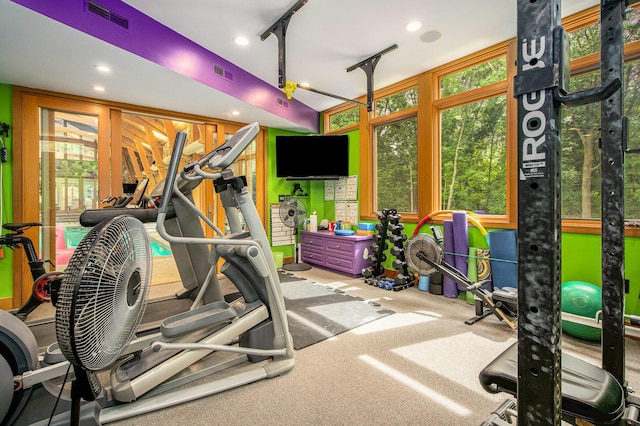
[0,83,13,299]
[267,127,360,260]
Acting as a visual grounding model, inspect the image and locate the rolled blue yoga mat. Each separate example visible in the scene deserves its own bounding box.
[443,220,458,298]
[452,211,469,291]
[488,229,517,289]
[418,276,430,292]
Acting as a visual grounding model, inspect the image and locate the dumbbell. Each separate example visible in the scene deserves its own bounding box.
[362,267,375,278]
[392,259,407,271]
[390,245,404,258]
[388,214,402,224]
[389,223,405,234]
[389,233,407,245]
[373,233,389,243]
[394,274,412,285]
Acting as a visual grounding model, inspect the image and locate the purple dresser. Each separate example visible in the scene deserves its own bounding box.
[300,230,373,277]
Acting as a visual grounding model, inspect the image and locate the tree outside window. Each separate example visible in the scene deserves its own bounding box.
[440,96,507,214]
[374,117,418,213]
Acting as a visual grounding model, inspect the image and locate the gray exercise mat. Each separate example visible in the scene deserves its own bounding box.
[278,272,394,349]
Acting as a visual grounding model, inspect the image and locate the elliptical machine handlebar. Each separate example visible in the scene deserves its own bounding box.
[158,131,188,216]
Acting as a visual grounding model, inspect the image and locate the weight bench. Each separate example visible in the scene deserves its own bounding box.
[479,342,626,424]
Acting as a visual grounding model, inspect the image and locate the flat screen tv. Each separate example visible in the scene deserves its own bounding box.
[276,134,349,180]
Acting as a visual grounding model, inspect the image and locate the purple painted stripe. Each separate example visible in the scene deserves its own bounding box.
[12,0,319,131]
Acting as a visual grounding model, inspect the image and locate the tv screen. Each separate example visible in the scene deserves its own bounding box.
[276,134,349,180]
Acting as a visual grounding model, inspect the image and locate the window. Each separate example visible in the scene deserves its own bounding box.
[328,106,359,131]
[374,117,418,213]
[435,48,511,221]
[375,87,418,116]
[440,96,507,214]
[561,5,640,225]
[440,56,506,98]
[325,6,639,233]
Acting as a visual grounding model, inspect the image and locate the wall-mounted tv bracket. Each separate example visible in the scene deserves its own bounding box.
[261,1,396,111]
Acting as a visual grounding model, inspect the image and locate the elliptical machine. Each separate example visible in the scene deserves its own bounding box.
[0,122,294,425]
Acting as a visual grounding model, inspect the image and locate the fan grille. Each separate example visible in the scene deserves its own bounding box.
[279,197,307,228]
[56,215,152,371]
[405,234,443,276]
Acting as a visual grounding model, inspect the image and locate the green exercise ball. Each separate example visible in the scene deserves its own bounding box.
[561,281,602,341]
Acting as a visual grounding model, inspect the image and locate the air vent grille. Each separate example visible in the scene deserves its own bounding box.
[87,1,129,30]
[213,65,234,82]
[214,65,225,77]
[276,98,289,109]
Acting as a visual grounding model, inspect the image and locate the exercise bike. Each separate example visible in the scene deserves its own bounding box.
[0,122,295,425]
[0,222,63,320]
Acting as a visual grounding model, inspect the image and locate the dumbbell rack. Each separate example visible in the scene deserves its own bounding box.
[362,209,414,291]
[362,209,391,286]
[388,213,414,291]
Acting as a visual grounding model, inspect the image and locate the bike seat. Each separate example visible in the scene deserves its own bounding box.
[3,222,42,232]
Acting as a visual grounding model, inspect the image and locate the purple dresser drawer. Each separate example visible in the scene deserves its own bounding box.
[300,231,372,277]
[301,245,325,265]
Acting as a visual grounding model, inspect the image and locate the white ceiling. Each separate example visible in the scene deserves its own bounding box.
[0,0,599,132]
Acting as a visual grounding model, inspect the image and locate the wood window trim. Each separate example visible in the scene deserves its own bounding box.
[13,90,113,308]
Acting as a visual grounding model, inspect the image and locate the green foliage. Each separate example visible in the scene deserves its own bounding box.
[56,158,98,177]
[376,117,418,213]
[440,57,506,98]
[564,19,640,219]
[441,96,507,214]
[330,107,359,130]
[375,87,418,116]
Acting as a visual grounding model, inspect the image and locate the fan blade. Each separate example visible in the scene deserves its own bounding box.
[283,216,297,227]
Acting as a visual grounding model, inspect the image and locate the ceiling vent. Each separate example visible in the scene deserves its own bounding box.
[87,1,129,30]
[276,98,289,109]
[213,65,234,82]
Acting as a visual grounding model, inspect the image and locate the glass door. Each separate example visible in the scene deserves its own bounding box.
[16,94,112,305]
[119,112,210,286]
[42,110,100,268]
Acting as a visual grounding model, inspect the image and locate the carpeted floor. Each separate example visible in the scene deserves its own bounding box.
[16,266,640,425]
[109,266,640,426]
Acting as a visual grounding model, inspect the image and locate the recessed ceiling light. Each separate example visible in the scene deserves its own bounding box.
[405,21,422,32]
[95,65,111,72]
[231,110,240,116]
[234,36,249,46]
[420,30,442,43]
[299,82,310,88]
[93,86,105,92]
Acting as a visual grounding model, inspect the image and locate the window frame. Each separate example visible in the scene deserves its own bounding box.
[432,41,516,228]
[325,5,640,236]
[561,5,640,235]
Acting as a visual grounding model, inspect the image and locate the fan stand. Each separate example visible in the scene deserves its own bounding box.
[283,228,311,271]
